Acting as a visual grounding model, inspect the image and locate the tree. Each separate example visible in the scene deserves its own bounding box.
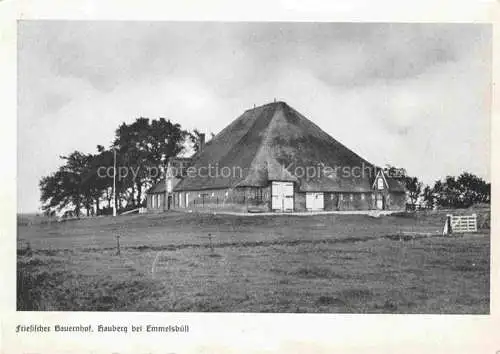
[457,172,490,206]
[40,170,73,215]
[40,150,92,216]
[39,149,116,217]
[432,172,490,208]
[39,117,190,215]
[189,129,215,153]
[60,151,100,217]
[404,176,423,207]
[113,117,188,207]
[422,185,434,209]
[189,129,204,153]
[87,145,116,214]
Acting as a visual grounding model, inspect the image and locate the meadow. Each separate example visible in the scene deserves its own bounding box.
[17,210,490,313]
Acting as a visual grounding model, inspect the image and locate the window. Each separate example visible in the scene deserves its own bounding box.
[306,192,324,211]
[361,193,365,200]
[377,177,384,190]
[350,193,354,201]
[339,193,343,201]
[254,188,263,202]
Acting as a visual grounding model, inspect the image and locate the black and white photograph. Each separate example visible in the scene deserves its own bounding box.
[16,21,491,314]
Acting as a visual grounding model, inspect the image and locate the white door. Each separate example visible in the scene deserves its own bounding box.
[306,192,324,211]
[376,193,384,210]
[272,182,294,211]
[283,183,294,211]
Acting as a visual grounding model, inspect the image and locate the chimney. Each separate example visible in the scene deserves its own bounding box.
[199,133,206,152]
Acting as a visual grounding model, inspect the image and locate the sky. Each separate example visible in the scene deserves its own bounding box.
[17,21,491,213]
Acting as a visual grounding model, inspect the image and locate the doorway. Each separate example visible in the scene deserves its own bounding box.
[376,193,385,210]
[306,192,324,211]
[271,181,294,211]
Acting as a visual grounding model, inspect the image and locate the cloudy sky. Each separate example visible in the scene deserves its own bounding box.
[18,21,491,213]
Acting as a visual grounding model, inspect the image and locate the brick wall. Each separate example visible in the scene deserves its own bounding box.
[149,187,405,213]
[294,184,306,211]
[172,186,272,212]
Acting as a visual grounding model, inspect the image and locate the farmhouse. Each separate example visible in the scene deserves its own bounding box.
[146,101,406,212]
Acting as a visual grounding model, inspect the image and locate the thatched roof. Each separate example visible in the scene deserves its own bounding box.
[173,101,394,193]
[385,177,406,192]
[147,177,182,194]
[372,169,407,193]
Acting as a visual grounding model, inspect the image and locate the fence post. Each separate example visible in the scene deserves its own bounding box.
[116,235,121,256]
[208,233,214,253]
[443,214,452,235]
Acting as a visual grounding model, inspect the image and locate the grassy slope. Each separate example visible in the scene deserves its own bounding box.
[18,212,443,250]
[17,211,490,313]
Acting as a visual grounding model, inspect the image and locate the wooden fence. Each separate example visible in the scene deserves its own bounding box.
[444,214,478,234]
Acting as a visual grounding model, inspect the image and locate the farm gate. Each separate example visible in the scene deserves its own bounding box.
[443,214,478,234]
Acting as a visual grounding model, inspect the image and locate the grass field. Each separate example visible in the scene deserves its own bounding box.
[17,211,490,313]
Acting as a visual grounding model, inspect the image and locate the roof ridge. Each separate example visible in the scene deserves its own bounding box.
[244,100,286,112]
